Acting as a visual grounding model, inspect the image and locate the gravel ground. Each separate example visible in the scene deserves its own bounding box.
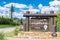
[7,37,57,40]
[0,27,16,33]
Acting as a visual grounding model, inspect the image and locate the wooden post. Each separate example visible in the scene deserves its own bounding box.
[25,17,29,31]
[50,17,56,32]
[50,17,53,32]
[50,17,57,37]
[23,17,29,31]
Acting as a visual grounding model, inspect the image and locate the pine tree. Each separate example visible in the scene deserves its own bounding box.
[20,18,23,25]
[10,4,14,19]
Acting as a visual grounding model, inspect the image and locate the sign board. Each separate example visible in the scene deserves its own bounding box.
[30,18,49,31]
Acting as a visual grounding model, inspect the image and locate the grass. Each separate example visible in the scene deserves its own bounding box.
[0,25,17,28]
[5,25,23,37]
[5,32,15,37]
[0,25,23,37]
[0,32,7,40]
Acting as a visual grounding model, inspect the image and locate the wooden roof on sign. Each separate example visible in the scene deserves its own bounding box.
[23,14,57,17]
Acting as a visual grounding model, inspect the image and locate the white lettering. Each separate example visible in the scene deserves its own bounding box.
[31,22,48,24]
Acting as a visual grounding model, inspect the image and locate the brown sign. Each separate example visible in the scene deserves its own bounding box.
[23,11,57,37]
[30,18,49,31]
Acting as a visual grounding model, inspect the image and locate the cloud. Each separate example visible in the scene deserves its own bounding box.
[54,0,57,1]
[0,0,60,19]
[49,0,60,13]
[49,1,60,7]
[41,6,50,13]
[19,4,40,14]
[15,3,28,8]
[27,4,40,13]
[28,4,34,9]
[0,11,24,19]
[0,13,9,18]
[13,12,24,19]
[0,6,9,14]
[4,3,28,8]
[38,0,60,14]
[28,9,39,14]
[0,6,7,10]
[38,4,43,9]
[13,12,23,17]
[4,3,14,7]
[0,3,28,19]
[41,6,59,14]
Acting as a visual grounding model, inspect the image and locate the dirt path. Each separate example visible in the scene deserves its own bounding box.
[0,27,16,33]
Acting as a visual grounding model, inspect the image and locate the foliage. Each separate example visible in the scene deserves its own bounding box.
[0,18,13,24]
[20,18,23,25]
[56,10,60,32]
[0,18,20,26]
[5,26,23,37]
[5,32,15,37]
[14,26,23,35]
[0,25,16,28]
[0,33,7,40]
[11,20,20,26]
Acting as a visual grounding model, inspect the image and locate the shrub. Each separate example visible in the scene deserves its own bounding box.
[56,10,60,32]
[12,20,20,26]
[0,18,20,26]
[14,27,19,35]
[0,18,13,25]
[14,26,23,35]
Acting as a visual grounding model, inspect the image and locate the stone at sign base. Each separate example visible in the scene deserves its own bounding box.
[9,32,60,40]
[51,33,57,37]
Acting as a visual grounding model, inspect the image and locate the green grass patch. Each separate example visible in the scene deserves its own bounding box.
[5,25,23,37]
[0,33,7,40]
[0,25,17,28]
[5,32,15,37]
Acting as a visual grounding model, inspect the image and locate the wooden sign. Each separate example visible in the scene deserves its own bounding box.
[30,17,49,31]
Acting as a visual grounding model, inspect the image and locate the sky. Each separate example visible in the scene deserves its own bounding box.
[0,0,53,7]
[0,0,60,19]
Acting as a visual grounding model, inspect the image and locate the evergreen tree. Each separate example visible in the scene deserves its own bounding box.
[20,18,23,25]
[10,4,14,19]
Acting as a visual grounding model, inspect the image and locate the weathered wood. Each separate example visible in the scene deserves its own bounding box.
[23,11,57,37]
[23,14,57,17]
[30,17,49,31]
[23,11,57,36]
[50,17,54,32]
[25,17,29,31]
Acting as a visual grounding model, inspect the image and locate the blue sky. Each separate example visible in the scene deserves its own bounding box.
[0,0,60,19]
[0,0,53,7]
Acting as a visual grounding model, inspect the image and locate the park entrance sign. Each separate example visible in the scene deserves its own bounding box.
[23,11,57,37]
[30,17,49,31]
